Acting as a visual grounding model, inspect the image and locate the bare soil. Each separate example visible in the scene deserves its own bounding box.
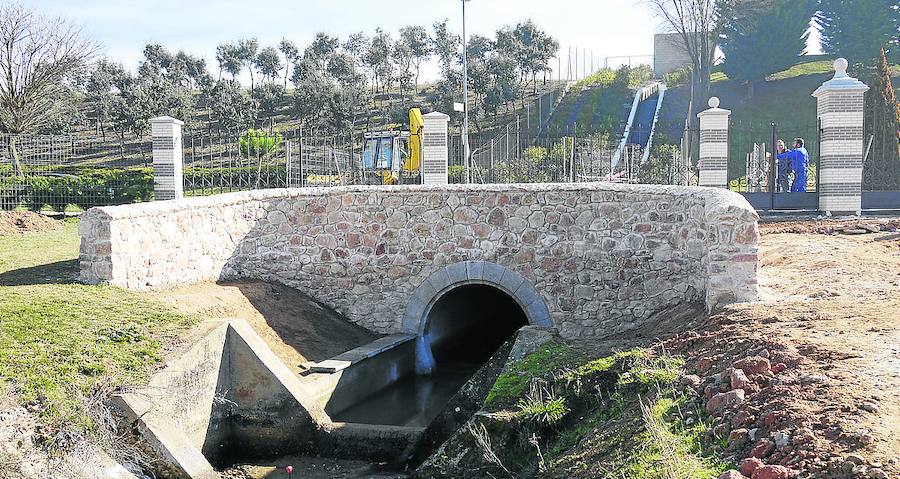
[150,281,378,372]
[0,212,62,236]
[663,219,900,477]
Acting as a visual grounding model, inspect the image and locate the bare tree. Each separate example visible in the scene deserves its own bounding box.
[0,4,97,176]
[645,0,720,116]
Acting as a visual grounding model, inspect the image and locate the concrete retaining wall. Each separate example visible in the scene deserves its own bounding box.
[115,320,325,477]
[79,183,759,338]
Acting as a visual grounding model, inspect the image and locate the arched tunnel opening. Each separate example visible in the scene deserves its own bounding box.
[421,284,529,371]
[329,284,530,428]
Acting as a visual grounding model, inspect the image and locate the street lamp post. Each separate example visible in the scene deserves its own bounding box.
[461,0,471,183]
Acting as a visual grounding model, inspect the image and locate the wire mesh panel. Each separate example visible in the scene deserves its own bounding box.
[0,133,152,211]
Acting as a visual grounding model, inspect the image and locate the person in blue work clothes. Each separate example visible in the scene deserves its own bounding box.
[775,140,791,192]
[778,138,809,192]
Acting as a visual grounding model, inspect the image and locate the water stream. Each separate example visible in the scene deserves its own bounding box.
[329,362,479,427]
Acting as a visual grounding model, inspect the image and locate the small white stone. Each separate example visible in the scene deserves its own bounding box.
[708,97,720,109]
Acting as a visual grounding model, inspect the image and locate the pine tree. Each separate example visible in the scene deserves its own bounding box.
[863,49,900,191]
[817,0,899,63]
[720,0,815,90]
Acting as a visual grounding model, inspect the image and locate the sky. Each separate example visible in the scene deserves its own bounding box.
[22,0,823,83]
[25,0,666,82]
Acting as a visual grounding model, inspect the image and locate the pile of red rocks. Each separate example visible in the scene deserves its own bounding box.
[694,352,802,479]
[669,340,893,479]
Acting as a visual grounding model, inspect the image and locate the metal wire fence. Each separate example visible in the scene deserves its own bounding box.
[182,128,362,194]
[450,120,697,186]
[2,117,699,212]
[0,133,152,211]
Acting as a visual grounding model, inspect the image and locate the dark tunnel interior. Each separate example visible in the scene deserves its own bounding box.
[424,284,529,368]
[323,284,532,428]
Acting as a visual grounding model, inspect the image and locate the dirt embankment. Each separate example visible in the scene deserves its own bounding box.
[664,221,900,478]
[0,212,62,236]
[759,217,900,236]
[150,281,379,372]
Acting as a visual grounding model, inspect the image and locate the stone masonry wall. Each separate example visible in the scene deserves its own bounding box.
[79,183,758,338]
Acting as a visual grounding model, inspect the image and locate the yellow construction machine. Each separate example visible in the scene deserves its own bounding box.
[361,108,424,185]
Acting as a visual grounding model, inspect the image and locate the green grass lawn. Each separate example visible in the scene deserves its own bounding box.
[0,221,197,436]
[766,60,835,81]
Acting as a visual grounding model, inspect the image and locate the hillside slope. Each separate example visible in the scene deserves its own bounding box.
[657,60,900,181]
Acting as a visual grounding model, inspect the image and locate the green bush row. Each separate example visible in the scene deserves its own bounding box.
[1,168,154,211]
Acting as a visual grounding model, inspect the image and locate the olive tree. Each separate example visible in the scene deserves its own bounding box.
[398,25,431,95]
[278,39,300,88]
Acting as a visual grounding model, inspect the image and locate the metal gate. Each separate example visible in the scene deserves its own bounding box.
[861,108,900,211]
[733,121,820,212]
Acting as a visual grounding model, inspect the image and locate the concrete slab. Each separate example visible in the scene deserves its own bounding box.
[498,269,526,296]
[309,334,416,373]
[445,262,468,284]
[426,268,452,293]
[482,262,505,284]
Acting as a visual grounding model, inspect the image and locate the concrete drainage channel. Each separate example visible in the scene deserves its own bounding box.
[116,318,540,478]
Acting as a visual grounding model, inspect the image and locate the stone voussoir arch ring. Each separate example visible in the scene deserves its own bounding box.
[401,261,553,335]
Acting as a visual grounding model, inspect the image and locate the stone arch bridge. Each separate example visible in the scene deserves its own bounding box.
[79,183,758,339]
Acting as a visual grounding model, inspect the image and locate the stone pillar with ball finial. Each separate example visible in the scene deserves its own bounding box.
[697,97,731,188]
[812,58,869,215]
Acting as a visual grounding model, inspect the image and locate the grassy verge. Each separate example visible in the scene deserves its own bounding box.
[421,346,726,479]
[0,221,197,437]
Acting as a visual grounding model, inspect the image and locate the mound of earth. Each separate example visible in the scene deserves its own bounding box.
[759,217,900,236]
[0,212,62,236]
[150,281,379,372]
[677,226,899,478]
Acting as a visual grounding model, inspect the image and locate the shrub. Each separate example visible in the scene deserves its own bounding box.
[663,67,692,88]
[448,165,466,183]
[239,129,283,158]
[12,168,153,212]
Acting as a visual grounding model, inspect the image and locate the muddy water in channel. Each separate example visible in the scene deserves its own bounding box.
[329,362,479,427]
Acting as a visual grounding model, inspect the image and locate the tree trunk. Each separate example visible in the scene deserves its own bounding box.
[117,132,126,161]
[9,137,24,179]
